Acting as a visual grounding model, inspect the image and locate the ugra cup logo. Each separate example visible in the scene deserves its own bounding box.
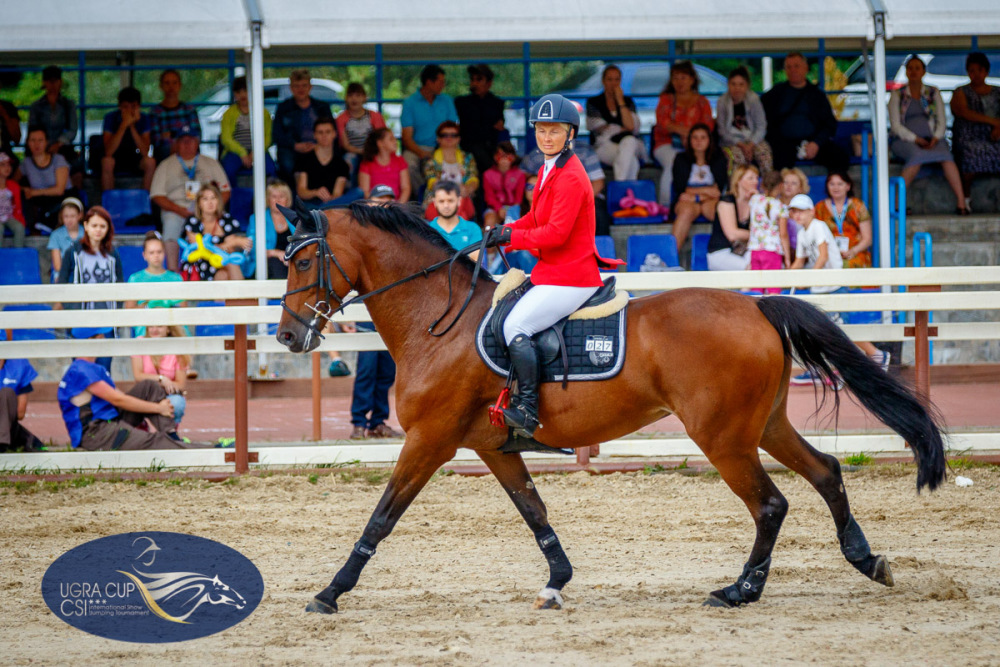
[42,532,264,643]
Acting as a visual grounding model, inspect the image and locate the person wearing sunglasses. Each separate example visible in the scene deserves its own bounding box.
[423,121,478,221]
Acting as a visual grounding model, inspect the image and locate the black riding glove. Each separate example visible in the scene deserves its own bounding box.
[484,225,513,248]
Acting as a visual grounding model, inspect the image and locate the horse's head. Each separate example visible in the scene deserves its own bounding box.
[205,574,247,610]
[276,202,361,353]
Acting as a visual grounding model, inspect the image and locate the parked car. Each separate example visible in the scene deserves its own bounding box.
[837,53,1000,126]
[504,61,729,144]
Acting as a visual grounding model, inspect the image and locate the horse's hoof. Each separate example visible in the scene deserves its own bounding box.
[871,555,895,587]
[532,587,563,610]
[305,597,338,614]
[702,590,737,608]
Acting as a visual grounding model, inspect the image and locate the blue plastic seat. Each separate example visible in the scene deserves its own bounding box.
[2,304,56,340]
[608,180,666,225]
[691,233,711,271]
[626,234,679,272]
[103,189,152,228]
[229,187,254,226]
[194,300,235,337]
[807,175,827,201]
[117,245,146,280]
[595,235,616,259]
[0,248,42,285]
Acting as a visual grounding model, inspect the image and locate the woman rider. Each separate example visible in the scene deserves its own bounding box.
[484,94,624,440]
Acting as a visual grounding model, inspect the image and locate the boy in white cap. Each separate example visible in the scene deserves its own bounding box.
[787,194,890,385]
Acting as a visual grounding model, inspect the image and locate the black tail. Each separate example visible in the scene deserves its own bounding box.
[756,296,946,492]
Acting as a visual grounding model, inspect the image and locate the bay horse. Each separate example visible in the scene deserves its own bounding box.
[276,201,945,613]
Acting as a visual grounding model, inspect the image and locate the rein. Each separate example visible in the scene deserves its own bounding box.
[280,210,493,344]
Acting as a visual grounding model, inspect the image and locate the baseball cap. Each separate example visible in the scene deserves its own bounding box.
[42,65,63,82]
[59,196,84,213]
[788,194,815,210]
[71,327,114,339]
[370,184,396,199]
[467,63,494,81]
[0,152,10,164]
[176,125,200,139]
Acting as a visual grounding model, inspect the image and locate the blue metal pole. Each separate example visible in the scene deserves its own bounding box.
[522,42,531,152]
[375,44,384,115]
[77,52,86,158]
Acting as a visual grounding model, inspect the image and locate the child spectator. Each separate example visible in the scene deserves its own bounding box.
[423,121,478,221]
[59,327,210,450]
[762,170,798,254]
[0,352,44,452]
[47,197,84,276]
[101,86,156,191]
[57,205,124,309]
[219,76,276,186]
[0,152,25,247]
[130,325,191,430]
[358,128,410,202]
[125,231,184,337]
[787,195,889,385]
[181,183,250,281]
[747,176,790,294]
[482,142,525,229]
[336,83,387,177]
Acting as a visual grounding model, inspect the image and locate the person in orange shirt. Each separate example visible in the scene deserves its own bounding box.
[484,94,623,440]
[652,61,714,206]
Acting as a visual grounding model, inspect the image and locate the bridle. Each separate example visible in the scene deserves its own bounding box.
[279,206,495,347]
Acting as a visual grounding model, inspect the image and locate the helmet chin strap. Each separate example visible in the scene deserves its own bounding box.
[538,130,575,159]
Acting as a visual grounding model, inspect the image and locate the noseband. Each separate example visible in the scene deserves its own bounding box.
[279,207,494,345]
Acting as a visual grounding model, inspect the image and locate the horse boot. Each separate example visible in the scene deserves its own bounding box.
[502,334,541,438]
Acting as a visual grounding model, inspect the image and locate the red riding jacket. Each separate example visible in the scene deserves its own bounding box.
[505,152,624,287]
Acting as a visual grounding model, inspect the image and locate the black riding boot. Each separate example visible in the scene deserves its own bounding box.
[502,334,541,438]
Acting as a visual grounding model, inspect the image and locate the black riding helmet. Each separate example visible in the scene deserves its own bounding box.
[529,93,579,154]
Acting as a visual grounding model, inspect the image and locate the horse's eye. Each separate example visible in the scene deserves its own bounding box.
[296,259,311,271]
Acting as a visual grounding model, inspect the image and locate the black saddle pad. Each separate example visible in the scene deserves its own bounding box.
[476,306,627,383]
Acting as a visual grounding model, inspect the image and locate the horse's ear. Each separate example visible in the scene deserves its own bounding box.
[294,196,313,223]
[276,203,297,226]
[309,209,328,236]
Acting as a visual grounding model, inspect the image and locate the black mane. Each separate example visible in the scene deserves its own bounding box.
[342,201,479,272]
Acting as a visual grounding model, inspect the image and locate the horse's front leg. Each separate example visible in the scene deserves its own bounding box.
[477,449,573,610]
[306,434,456,614]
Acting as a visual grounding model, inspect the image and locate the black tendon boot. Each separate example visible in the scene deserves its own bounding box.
[502,334,541,438]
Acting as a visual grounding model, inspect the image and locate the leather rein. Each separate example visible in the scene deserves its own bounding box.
[279,209,496,346]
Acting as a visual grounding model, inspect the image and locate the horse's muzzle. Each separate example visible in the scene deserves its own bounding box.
[276,325,320,354]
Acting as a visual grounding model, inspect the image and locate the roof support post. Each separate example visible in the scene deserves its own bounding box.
[870,7,892,272]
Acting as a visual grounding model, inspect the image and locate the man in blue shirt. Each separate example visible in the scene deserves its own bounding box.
[401,64,457,192]
[101,87,156,192]
[427,181,482,262]
[273,69,334,183]
[0,348,44,452]
[57,327,211,450]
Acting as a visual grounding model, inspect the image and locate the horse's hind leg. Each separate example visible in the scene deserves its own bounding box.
[759,414,894,587]
[477,449,572,610]
[704,452,789,608]
[307,436,457,614]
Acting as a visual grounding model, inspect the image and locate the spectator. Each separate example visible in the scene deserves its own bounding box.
[427,180,482,262]
[0,353,44,452]
[747,174,791,294]
[295,117,363,208]
[27,66,81,187]
[0,151,25,247]
[521,142,612,235]
[889,56,967,214]
[951,52,1000,211]
[180,183,249,281]
[717,66,773,177]
[813,170,872,269]
[101,86,156,192]
[342,311,401,439]
[248,179,294,280]
[149,69,201,163]
[401,64,457,192]
[149,125,230,270]
[20,126,70,231]
[708,165,757,271]
[125,230,184,312]
[761,52,848,172]
[455,63,506,174]
[336,82,387,177]
[0,83,20,160]
[787,194,890,385]
[273,69,333,183]
[130,325,191,430]
[358,128,411,202]
[58,327,211,450]
[57,205,124,309]
[481,173,538,276]
[670,123,728,252]
[587,64,645,181]
[219,76,276,186]
[423,121,478,220]
[778,167,810,206]
[482,141,525,229]
[47,197,84,276]
[653,61,714,206]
